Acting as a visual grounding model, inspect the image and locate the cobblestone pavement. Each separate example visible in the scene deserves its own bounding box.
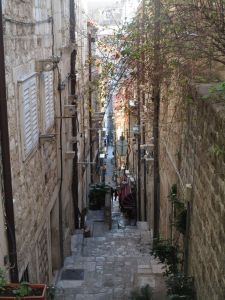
[55,146,167,300]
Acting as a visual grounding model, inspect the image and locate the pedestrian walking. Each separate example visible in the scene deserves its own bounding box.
[114,189,118,201]
[102,164,106,183]
[111,187,114,202]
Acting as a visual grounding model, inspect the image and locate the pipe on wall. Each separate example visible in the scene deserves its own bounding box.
[0,0,19,282]
[70,0,79,229]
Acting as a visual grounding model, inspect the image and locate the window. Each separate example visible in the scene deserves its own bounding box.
[43,71,54,131]
[20,75,39,158]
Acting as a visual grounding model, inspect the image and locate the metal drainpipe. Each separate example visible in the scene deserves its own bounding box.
[0,0,19,282]
[137,19,141,222]
[141,0,147,222]
[153,0,161,240]
[57,68,64,267]
[88,32,93,183]
[70,0,79,229]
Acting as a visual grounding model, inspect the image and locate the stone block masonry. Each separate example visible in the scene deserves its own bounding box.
[159,83,225,300]
[2,0,80,282]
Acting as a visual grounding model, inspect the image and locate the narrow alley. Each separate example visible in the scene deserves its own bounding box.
[55,147,167,300]
[0,1,224,299]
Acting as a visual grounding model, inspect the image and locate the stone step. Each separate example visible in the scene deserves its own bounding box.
[71,231,84,255]
[64,256,75,268]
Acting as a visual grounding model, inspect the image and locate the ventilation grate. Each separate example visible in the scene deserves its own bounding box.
[61,269,84,281]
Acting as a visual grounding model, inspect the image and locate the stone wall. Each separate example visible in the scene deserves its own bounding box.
[0,144,8,270]
[3,0,88,282]
[159,82,225,299]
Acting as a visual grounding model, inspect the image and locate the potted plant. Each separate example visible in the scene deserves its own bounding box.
[166,273,196,300]
[0,269,47,300]
[131,284,153,300]
[89,183,110,210]
[151,238,180,276]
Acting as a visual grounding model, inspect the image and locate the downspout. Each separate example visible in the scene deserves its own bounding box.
[88,31,93,183]
[153,0,161,240]
[70,0,79,229]
[142,0,147,222]
[57,69,64,267]
[143,126,147,221]
[137,19,141,221]
[0,0,19,282]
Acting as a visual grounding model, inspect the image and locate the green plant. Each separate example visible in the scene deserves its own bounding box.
[12,282,32,298]
[209,81,225,95]
[168,185,187,235]
[151,239,179,276]
[0,269,6,291]
[174,208,187,235]
[131,284,153,300]
[209,144,225,158]
[89,183,110,210]
[47,285,56,300]
[166,274,195,300]
[168,184,178,203]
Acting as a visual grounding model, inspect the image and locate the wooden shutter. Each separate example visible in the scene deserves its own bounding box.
[43,71,54,130]
[22,76,39,157]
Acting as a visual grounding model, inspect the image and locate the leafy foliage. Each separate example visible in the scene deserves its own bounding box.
[209,144,225,158]
[168,185,187,234]
[89,183,110,210]
[0,269,6,291]
[151,238,179,276]
[131,284,153,300]
[166,273,196,300]
[12,282,32,297]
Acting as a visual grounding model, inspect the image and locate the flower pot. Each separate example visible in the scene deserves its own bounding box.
[0,283,47,300]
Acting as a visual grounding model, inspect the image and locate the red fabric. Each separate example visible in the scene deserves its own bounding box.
[118,176,131,202]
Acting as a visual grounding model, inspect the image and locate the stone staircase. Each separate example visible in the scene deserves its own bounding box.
[55,219,167,300]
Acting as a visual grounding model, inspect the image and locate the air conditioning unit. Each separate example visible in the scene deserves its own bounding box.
[69,136,77,143]
[35,59,54,72]
[140,149,145,158]
[144,150,154,161]
[70,41,78,51]
[145,157,154,162]
[39,134,56,145]
[129,99,137,107]
[133,125,140,135]
[140,144,154,149]
[64,105,76,117]
[68,95,78,105]
[65,151,75,160]
[143,105,147,112]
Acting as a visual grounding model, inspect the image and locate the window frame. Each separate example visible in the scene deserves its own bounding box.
[42,71,55,132]
[18,73,39,161]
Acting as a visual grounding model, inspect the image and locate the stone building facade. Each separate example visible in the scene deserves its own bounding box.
[0,146,8,270]
[159,82,225,299]
[2,0,89,283]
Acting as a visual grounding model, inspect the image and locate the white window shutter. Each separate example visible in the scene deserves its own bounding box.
[43,71,54,130]
[30,79,39,145]
[22,76,39,157]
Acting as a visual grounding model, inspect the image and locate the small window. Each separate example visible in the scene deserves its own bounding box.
[43,71,54,131]
[20,75,39,158]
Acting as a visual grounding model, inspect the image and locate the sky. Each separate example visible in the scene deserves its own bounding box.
[86,0,120,9]
[86,0,140,26]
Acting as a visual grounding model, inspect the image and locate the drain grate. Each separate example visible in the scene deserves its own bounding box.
[61,269,84,280]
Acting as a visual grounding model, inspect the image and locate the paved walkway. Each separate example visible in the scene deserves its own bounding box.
[104,145,116,188]
[55,146,167,300]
